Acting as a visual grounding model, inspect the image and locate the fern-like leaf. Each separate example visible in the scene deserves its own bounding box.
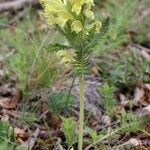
[84,17,110,51]
[47,44,70,53]
[98,17,110,39]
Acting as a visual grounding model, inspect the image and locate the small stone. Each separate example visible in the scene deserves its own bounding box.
[101,115,111,126]
[127,138,140,146]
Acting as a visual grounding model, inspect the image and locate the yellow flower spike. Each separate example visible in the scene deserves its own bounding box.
[71,20,83,33]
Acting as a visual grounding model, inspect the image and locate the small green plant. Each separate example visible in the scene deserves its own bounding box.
[100,83,115,117]
[85,127,101,150]
[40,0,109,149]
[99,50,150,87]
[17,98,39,125]
[19,112,38,125]
[0,121,27,150]
[0,121,10,141]
[86,127,100,139]
[85,113,149,149]
[47,91,73,114]
[117,111,143,133]
[61,117,78,148]
[0,141,27,150]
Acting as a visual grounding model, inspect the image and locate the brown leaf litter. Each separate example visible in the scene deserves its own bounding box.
[0,88,22,109]
[118,84,150,108]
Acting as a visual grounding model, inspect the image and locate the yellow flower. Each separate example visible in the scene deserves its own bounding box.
[40,0,73,27]
[86,21,102,33]
[83,4,94,19]
[57,50,75,64]
[85,0,94,5]
[71,0,85,15]
[67,0,74,5]
[40,0,64,10]
[71,0,94,15]
[71,20,83,33]
[94,21,102,33]
[57,10,74,27]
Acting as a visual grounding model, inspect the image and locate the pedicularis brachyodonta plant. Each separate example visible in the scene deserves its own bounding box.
[40,0,109,149]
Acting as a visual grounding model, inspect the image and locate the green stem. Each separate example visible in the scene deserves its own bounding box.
[78,69,85,150]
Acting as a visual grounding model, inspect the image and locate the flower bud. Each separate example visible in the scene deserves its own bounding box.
[71,20,83,33]
[94,21,102,33]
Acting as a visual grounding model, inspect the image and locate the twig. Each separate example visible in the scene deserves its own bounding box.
[67,76,76,102]
[39,110,49,120]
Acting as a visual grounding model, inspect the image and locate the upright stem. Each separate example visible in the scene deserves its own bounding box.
[78,68,85,150]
